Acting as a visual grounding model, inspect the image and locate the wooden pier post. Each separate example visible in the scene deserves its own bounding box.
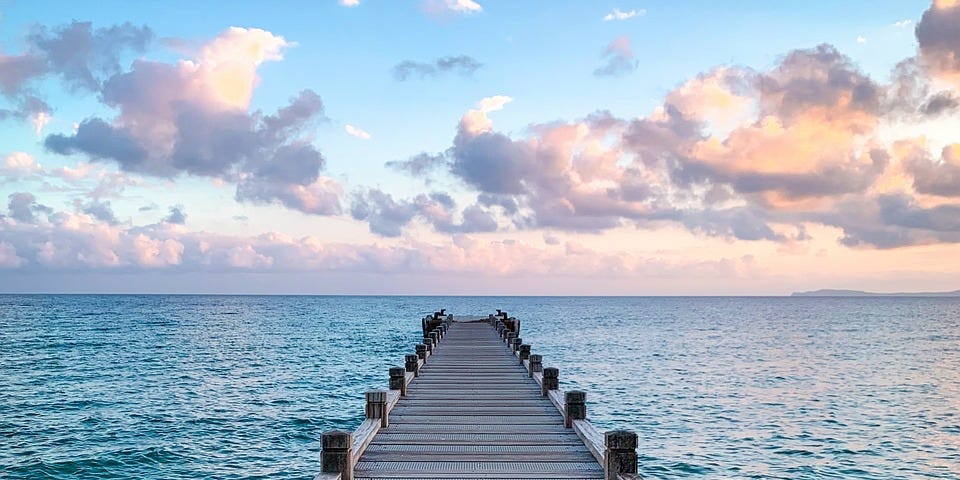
[405,353,420,377]
[528,353,542,377]
[389,366,406,396]
[564,390,586,428]
[365,390,388,427]
[604,430,639,480]
[542,367,559,396]
[321,310,641,479]
[321,430,353,480]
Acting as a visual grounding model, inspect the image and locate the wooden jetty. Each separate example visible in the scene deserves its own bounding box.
[317,310,640,480]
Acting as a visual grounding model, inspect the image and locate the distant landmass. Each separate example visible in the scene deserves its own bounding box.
[791,289,960,297]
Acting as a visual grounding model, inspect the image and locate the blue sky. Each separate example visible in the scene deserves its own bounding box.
[2,0,959,294]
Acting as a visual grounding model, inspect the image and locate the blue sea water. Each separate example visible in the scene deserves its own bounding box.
[1,295,958,479]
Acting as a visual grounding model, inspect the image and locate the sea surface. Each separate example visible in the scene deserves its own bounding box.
[1,295,958,479]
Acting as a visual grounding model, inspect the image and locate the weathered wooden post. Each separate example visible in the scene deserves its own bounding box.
[422,336,433,354]
[512,337,523,353]
[415,343,427,361]
[604,430,639,480]
[519,344,531,363]
[564,390,586,428]
[429,331,439,346]
[542,367,559,396]
[321,430,353,480]
[528,354,542,377]
[365,390,388,427]
[389,366,406,396]
[507,331,517,345]
[405,354,420,377]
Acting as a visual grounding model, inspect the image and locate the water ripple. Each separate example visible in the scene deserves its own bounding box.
[1,295,958,479]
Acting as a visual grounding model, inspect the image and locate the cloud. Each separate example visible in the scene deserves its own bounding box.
[392,55,482,81]
[339,0,360,6]
[7,192,52,223]
[594,36,638,76]
[235,175,343,215]
[915,0,960,86]
[459,95,512,135]
[345,124,372,139]
[0,194,760,279]
[820,194,960,248]
[386,152,448,177]
[857,35,867,44]
[38,27,341,217]
[26,21,154,92]
[894,19,913,28]
[1,152,42,179]
[81,199,119,224]
[350,188,496,237]
[0,21,152,121]
[905,143,960,196]
[164,205,187,225]
[401,33,960,248]
[29,111,53,136]
[421,0,482,17]
[603,8,646,21]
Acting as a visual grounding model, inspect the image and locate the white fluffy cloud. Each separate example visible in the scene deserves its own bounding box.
[2,152,42,178]
[603,8,645,21]
[345,124,372,139]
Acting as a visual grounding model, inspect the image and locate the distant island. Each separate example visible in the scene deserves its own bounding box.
[791,289,960,297]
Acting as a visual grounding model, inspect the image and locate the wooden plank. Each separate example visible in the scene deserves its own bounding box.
[350,419,380,464]
[347,320,606,480]
[573,419,606,465]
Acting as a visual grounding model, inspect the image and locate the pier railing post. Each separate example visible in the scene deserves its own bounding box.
[528,354,542,377]
[321,430,353,480]
[519,344,530,363]
[429,331,439,346]
[422,336,433,355]
[389,366,406,396]
[365,390,388,427]
[542,367,559,396]
[405,354,420,377]
[507,331,517,345]
[415,343,427,361]
[604,430,638,480]
[564,390,586,428]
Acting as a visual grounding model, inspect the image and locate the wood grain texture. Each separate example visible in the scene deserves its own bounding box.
[353,321,605,479]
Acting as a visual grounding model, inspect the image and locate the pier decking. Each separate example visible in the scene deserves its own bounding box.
[318,311,639,480]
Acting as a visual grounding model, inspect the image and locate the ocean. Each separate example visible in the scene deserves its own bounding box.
[1,295,958,479]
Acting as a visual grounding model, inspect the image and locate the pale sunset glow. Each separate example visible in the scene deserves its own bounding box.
[1,0,959,294]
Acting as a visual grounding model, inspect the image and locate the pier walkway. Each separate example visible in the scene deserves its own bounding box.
[318,311,639,480]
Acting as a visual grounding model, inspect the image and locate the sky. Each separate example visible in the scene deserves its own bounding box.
[1,0,960,295]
